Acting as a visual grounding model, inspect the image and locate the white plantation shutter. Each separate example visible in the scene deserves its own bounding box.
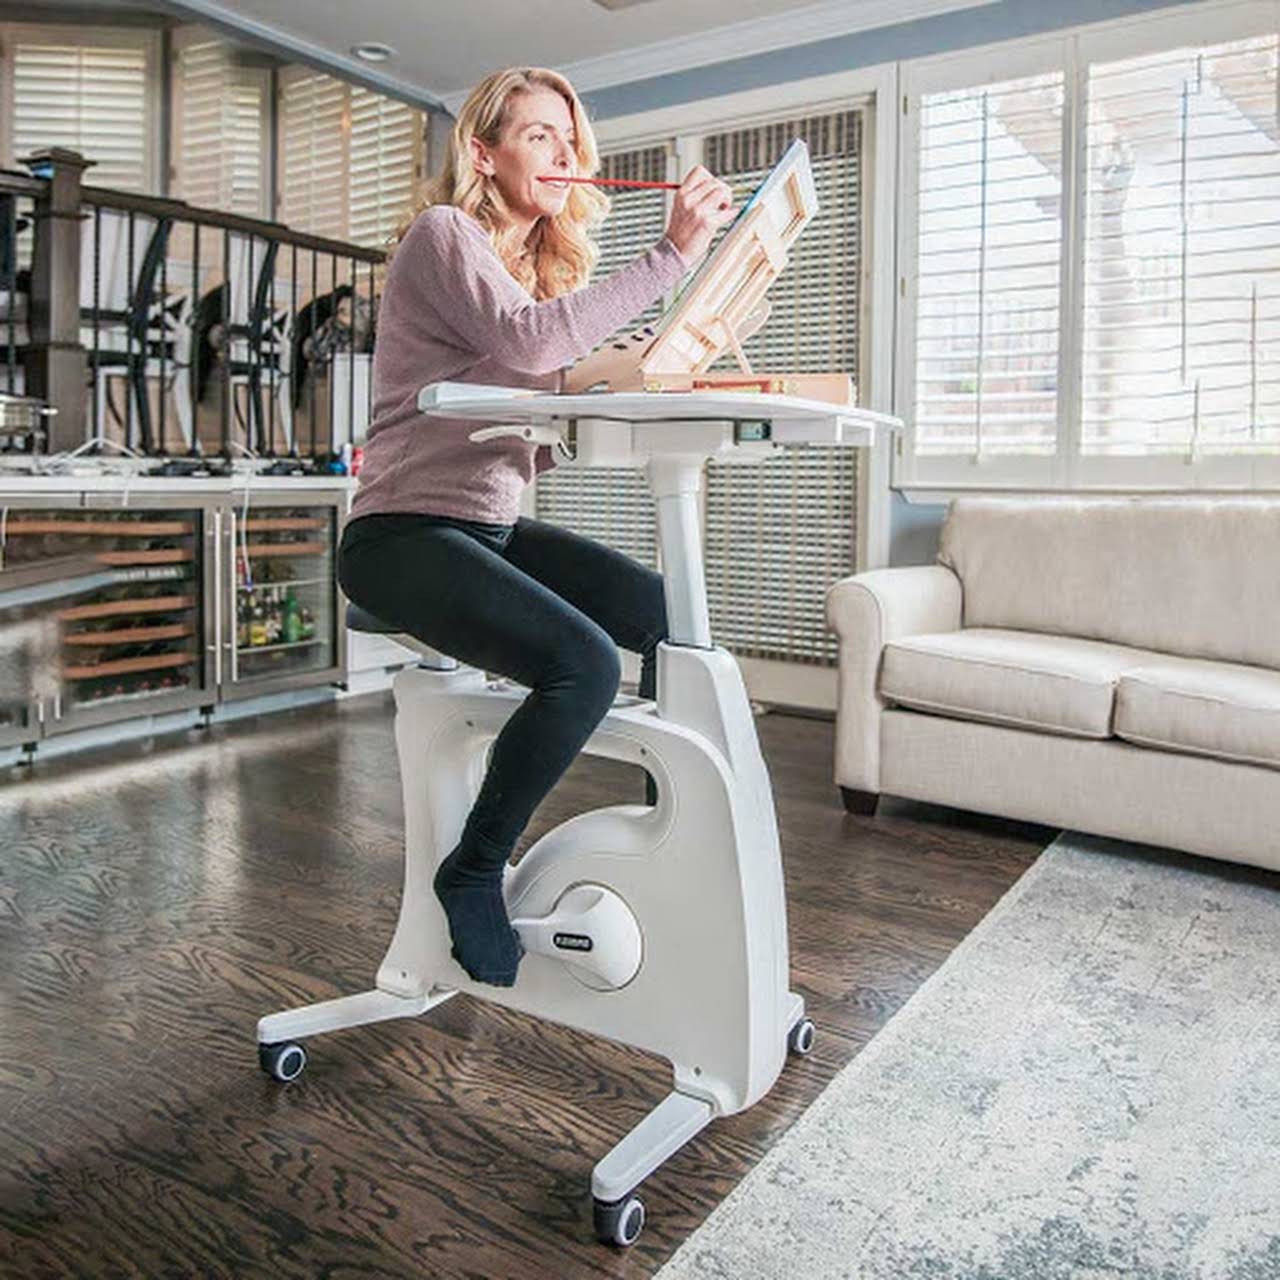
[280,73,420,247]
[913,72,1065,457]
[703,110,864,665]
[174,34,224,209]
[8,31,154,191]
[280,68,347,239]
[593,145,673,328]
[228,75,267,217]
[534,144,674,569]
[348,88,421,250]
[1082,33,1280,454]
[174,31,267,217]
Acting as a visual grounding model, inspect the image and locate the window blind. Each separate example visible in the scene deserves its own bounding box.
[279,69,348,240]
[280,72,421,248]
[913,72,1064,456]
[174,34,223,210]
[228,75,267,218]
[534,144,673,569]
[348,88,421,251]
[703,110,863,665]
[175,31,266,218]
[10,34,153,191]
[1082,33,1280,453]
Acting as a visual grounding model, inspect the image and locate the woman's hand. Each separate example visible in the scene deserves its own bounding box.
[663,165,736,266]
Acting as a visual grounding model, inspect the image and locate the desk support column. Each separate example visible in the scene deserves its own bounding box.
[647,454,711,649]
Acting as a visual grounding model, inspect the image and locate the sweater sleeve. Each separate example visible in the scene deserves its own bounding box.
[408,205,690,376]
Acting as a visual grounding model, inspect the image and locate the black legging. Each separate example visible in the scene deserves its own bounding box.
[338,511,667,857]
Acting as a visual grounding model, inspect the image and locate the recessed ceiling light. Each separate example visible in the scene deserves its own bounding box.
[351,42,396,62]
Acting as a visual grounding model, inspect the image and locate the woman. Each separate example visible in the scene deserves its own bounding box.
[338,67,734,987]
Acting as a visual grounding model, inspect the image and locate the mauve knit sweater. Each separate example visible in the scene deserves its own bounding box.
[350,204,690,525]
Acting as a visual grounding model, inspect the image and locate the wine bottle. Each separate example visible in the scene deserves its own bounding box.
[282,590,301,644]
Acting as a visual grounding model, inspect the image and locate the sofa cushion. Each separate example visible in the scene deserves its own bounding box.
[880,629,1156,738]
[938,497,1280,669]
[1115,658,1280,771]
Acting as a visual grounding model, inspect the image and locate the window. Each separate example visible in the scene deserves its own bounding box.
[1080,33,1280,464]
[703,109,863,664]
[0,25,158,191]
[279,68,423,247]
[910,72,1064,463]
[279,69,348,240]
[173,28,268,218]
[349,87,422,250]
[538,102,868,668]
[534,144,673,571]
[900,0,1280,490]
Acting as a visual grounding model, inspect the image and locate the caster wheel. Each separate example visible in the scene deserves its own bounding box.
[788,1018,816,1056]
[593,1193,645,1247]
[259,1041,307,1082]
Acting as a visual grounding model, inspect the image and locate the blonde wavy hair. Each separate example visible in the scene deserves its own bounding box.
[394,67,609,300]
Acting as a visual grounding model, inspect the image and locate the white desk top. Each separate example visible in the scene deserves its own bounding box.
[418,382,901,430]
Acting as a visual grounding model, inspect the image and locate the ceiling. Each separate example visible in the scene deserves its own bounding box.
[20,0,1000,111]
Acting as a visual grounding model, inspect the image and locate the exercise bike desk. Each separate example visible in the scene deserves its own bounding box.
[256,382,901,1248]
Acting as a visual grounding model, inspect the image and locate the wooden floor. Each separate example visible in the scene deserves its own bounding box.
[0,693,1051,1279]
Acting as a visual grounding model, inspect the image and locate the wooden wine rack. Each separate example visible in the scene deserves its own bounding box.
[243,541,326,558]
[0,495,343,744]
[242,518,327,531]
[59,594,196,623]
[63,651,194,680]
[64,622,194,646]
[5,519,194,537]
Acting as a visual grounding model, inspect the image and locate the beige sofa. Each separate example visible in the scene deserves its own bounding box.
[826,497,1280,874]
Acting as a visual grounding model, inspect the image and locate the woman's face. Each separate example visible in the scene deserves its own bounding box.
[472,87,579,231]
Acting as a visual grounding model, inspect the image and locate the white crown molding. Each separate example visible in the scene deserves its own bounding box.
[441,0,999,114]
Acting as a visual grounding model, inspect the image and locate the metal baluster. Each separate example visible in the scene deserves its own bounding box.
[347,255,356,450]
[92,205,102,445]
[290,242,299,458]
[190,221,201,456]
[158,226,168,455]
[125,209,135,450]
[246,234,258,455]
[309,249,318,461]
[3,195,16,398]
[221,228,231,459]
[267,248,276,457]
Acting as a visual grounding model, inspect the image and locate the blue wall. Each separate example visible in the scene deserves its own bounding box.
[585,0,1201,121]
[583,0,1202,564]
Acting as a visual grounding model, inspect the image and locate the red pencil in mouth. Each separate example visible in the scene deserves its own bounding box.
[537,174,682,191]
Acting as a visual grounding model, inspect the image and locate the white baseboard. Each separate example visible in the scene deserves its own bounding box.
[737,654,836,713]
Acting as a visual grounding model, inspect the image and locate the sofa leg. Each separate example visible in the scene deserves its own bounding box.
[840,787,879,816]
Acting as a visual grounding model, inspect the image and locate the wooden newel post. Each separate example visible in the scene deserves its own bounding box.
[21,147,92,453]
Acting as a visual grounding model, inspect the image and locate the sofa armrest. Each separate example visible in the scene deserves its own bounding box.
[825,566,964,794]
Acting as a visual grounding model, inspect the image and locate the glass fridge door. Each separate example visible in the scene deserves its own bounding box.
[224,497,343,698]
[0,501,210,735]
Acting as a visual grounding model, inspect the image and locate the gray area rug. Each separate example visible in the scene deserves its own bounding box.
[657,834,1280,1280]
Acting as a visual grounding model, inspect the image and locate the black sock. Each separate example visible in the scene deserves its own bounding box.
[433,841,525,987]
